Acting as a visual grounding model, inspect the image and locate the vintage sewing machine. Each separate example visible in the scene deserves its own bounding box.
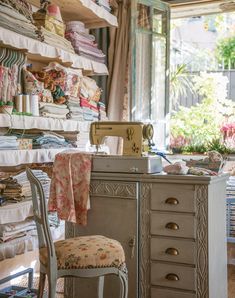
[90,121,163,173]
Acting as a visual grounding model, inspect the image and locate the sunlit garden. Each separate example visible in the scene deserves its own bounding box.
[170,13,235,154]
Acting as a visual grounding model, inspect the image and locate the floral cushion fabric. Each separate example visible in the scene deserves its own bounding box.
[40,235,125,269]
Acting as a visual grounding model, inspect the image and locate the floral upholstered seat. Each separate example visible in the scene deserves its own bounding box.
[40,235,125,270]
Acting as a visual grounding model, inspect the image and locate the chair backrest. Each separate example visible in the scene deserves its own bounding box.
[26,168,57,265]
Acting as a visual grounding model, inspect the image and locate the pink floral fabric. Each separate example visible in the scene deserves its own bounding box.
[48,151,92,225]
[40,235,125,270]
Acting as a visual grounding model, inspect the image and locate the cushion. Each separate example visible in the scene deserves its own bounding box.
[40,235,125,270]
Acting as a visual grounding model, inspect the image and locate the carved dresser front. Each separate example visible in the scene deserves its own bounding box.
[65,173,228,298]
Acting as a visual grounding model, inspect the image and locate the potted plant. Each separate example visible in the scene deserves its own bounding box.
[1,101,14,115]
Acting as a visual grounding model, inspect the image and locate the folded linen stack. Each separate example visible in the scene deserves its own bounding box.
[0,136,19,150]
[33,132,75,149]
[98,102,108,120]
[226,176,235,237]
[40,102,69,119]
[67,98,84,121]
[0,177,23,202]
[65,21,106,63]
[96,0,111,12]
[37,26,75,53]
[77,131,90,150]
[0,1,39,40]
[0,217,36,242]
[13,169,51,200]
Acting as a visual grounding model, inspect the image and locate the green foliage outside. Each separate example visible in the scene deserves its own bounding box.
[170,72,235,154]
[216,37,235,69]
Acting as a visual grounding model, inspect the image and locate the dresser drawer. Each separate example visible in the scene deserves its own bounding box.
[151,262,196,291]
[151,184,195,213]
[151,237,196,264]
[151,212,196,238]
[151,288,196,298]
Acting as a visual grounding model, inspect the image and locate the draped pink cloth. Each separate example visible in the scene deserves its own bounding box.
[48,151,92,225]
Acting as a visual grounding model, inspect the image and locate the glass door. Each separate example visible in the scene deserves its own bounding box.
[131,0,170,150]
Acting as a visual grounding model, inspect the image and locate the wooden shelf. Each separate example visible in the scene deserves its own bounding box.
[29,0,118,28]
[0,114,91,132]
[0,148,74,167]
[0,27,108,75]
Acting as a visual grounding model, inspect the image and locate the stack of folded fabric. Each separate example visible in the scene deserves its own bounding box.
[226,176,235,237]
[88,100,99,120]
[0,177,23,203]
[33,3,74,52]
[13,169,51,200]
[98,102,108,120]
[67,98,84,121]
[65,21,106,63]
[38,26,75,53]
[0,1,39,40]
[40,102,69,119]
[33,132,75,149]
[96,0,111,12]
[0,217,36,243]
[0,136,19,150]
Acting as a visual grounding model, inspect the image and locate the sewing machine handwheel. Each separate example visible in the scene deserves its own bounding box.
[143,124,154,140]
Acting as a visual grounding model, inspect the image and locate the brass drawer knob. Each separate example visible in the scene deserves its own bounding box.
[165,273,180,281]
[165,197,179,205]
[165,222,179,230]
[165,247,179,256]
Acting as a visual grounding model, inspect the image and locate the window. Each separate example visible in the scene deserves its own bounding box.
[131,0,170,150]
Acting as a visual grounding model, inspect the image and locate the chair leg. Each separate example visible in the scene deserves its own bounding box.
[38,272,46,298]
[98,276,104,298]
[118,265,128,298]
[48,276,57,298]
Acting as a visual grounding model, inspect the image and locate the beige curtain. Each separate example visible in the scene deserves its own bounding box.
[107,0,131,122]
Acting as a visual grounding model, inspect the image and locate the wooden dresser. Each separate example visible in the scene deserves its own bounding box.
[65,173,228,298]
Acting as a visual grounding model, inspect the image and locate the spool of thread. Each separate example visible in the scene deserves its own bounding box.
[23,95,31,113]
[15,95,23,113]
[30,95,39,116]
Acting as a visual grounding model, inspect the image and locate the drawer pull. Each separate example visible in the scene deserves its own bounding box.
[165,197,179,205]
[165,222,179,230]
[165,273,180,281]
[165,247,179,256]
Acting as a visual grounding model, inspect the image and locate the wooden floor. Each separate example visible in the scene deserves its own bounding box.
[15,267,235,298]
[8,244,235,297]
[228,264,235,298]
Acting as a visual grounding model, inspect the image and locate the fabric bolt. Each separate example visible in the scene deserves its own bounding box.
[41,111,68,119]
[39,27,75,53]
[0,0,33,22]
[0,234,36,261]
[0,218,36,242]
[40,105,70,115]
[0,5,38,40]
[48,151,92,225]
[65,24,106,63]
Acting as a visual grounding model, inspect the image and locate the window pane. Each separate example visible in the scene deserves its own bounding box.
[133,31,152,120]
[137,3,151,30]
[151,35,167,149]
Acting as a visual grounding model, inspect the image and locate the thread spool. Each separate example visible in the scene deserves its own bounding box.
[23,95,31,113]
[30,95,39,116]
[15,95,23,113]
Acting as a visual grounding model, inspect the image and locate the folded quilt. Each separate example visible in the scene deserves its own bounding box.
[41,112,68,119]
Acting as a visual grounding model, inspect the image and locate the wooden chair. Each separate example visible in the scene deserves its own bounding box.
[26,168,128,298]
